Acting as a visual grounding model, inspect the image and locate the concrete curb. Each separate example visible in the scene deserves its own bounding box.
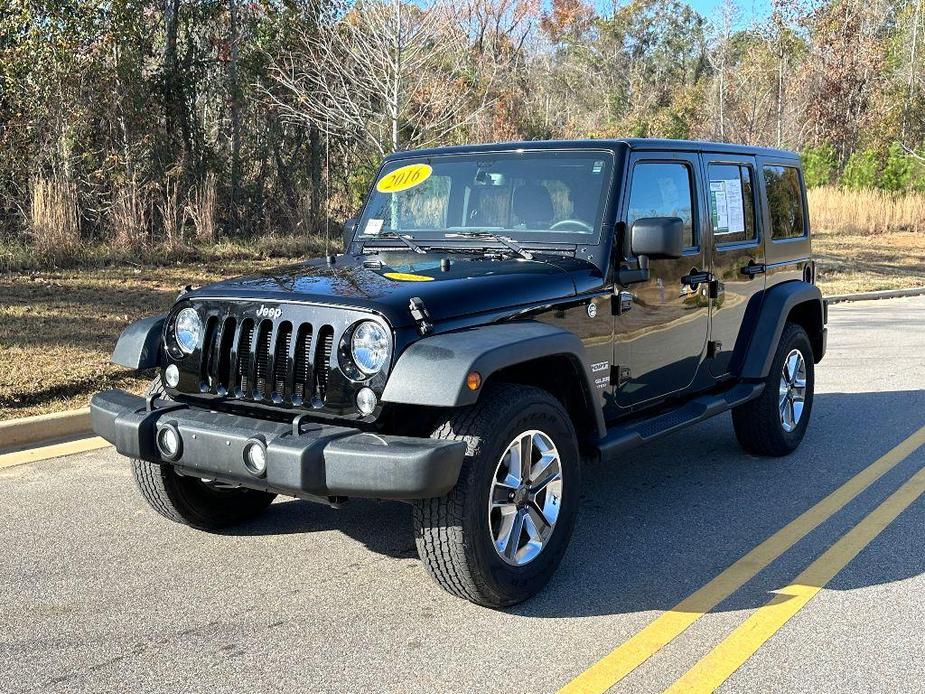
[0,407,92,452]
[824,286,925,305]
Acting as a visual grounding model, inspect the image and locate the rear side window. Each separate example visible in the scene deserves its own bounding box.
[763,166,806,240]
[627,163,696,248]
[708,164,756,244]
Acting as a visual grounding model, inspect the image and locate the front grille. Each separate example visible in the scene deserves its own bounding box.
[202,314,337,408]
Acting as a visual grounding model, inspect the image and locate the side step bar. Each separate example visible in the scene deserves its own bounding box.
[596,382,764,463]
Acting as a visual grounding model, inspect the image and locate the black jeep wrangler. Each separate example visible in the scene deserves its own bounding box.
[91,139,826,608]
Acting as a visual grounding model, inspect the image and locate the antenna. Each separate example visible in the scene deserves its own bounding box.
[324,118,330,257]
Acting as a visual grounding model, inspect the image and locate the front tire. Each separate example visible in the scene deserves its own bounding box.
[413,384,581,608]
[131,377,277,531]
[732,322,815,456]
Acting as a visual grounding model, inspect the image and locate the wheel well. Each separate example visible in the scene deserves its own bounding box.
[484,354,598,443]
[787,300,824,362]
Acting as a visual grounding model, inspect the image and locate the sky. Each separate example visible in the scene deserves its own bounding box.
[684,0,773,21]
[593,0,774,24]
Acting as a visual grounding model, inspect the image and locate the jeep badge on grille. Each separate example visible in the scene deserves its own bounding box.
[256,305,282,319]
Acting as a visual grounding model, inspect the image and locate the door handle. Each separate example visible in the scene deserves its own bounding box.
[681,269,714,289]
[740,261,766,277]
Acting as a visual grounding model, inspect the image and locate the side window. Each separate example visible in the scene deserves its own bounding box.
[627,162,696,248]
[708,164,756,245]
[763,165,806,240]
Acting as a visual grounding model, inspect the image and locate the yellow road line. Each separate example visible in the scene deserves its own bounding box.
[559,423,925,694]
[665,462,925,694]
[0,437,111,469]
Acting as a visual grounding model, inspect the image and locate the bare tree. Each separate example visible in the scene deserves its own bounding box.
[707,0,738,140]
[267,0,496,156]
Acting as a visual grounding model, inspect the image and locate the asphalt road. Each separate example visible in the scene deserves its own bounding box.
[3,296,925,694]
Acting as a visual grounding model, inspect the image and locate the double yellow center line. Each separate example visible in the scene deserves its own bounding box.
[561,423,925,694]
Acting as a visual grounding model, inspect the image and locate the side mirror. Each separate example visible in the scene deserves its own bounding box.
[630,217,684,260]
[342,218,357,251]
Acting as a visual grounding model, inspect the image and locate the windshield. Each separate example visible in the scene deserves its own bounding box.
[355,150,614,245]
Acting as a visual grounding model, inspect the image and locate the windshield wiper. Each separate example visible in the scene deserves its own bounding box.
[364,231,426,254]
[444,232,533,260]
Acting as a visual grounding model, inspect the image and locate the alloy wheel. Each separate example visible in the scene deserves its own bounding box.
[779,348,807,433]
[488,430,563,566]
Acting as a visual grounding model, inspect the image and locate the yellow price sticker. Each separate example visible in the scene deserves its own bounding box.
[376,163,433,194]
[383,272,434,282]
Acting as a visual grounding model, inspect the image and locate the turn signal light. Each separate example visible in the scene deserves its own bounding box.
[466,371,482,391]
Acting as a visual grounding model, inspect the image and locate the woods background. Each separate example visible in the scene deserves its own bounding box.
[2,0,924,269]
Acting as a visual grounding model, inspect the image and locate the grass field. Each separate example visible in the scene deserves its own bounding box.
[0,261,285,420]
[2,188,924,421]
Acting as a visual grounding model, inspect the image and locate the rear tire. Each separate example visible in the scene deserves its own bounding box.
[732,322,815,456]
[413,384,581,608]
[131,376,277,531]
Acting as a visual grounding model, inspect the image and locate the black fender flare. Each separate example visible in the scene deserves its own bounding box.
[112,315,165,370]
[739,281,824,380]
[381,321,607,439]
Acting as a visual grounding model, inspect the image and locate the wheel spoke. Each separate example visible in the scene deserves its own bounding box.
[504,443,523,487]
[786,353,799,384]
[779,394,789,422]
[525,505,551,542]
[500,509,525,561]
[491,483,517,508]
[530,453,559,489]
[520,434,533,477]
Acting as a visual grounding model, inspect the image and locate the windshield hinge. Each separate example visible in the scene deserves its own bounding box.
[409,297,433,336]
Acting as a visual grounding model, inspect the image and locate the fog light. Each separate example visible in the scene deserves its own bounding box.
[243,438,267,476]
[164,364,180,388]
[356,387,377,415]
[156,424,181,460]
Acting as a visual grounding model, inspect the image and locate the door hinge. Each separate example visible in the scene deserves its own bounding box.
[612,290,634,315]
[611,364,631,386]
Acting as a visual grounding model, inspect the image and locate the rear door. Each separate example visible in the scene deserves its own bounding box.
[614,152,710,409]
[702,154,766,378]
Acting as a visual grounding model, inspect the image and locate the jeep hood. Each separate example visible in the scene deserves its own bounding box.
[186,252,593,327]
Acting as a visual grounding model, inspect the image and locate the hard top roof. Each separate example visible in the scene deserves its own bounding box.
[385,138,799,161]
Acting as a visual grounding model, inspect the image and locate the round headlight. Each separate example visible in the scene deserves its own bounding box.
[350,321,391,375]
[174,308,202,355]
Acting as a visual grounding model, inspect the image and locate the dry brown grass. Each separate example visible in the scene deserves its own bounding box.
[29,177,81,263]
[808,186,925,235]
[809,187,925,295]
[188,173,218,243]
[110,178,152,250]
[0,261,287,420]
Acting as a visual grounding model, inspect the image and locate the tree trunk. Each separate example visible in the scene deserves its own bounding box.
[310,124,322,231]
[229,0,242,232]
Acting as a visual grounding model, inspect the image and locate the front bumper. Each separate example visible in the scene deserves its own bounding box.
[90,390,466,501]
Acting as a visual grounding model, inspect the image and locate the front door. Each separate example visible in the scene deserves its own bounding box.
[701,154,766,377]
[614,154,710,409]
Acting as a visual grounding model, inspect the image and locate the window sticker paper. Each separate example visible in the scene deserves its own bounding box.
[364,218,384,235]
[723,178,745,233]
[709,178,745,234]
[710,181,728,232]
